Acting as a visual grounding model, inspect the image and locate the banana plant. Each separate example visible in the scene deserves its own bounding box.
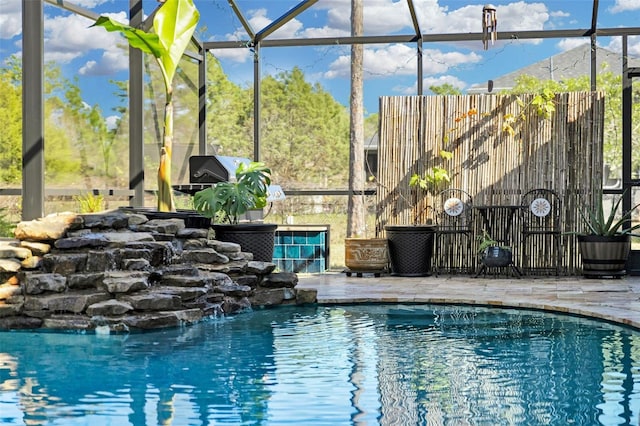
[92,0,200,211]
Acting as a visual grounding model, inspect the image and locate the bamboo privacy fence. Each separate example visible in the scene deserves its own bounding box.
[376,92,605,275]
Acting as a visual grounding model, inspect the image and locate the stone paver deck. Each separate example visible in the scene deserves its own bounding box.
[296,273,640,330]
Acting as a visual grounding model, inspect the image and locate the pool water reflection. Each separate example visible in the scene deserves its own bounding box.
[0,304,638,425]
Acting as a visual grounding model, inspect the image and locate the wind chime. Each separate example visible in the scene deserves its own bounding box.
[482,4,498,50]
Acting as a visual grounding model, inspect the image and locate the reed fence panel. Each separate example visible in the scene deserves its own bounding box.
[376,92,605,275]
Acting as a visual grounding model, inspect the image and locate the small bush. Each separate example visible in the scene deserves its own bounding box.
[74,193,105,213]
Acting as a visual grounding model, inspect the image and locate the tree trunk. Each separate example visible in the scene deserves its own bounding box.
[347,0,365,238]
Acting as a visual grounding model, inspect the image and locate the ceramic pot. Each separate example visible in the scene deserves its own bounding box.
[345,238,389,272]
[480,246,512,268]
[577,234,630,278]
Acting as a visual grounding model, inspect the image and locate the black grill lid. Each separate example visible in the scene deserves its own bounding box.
[189,155,250,183]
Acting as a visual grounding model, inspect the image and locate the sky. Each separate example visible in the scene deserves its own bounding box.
[1,0,639,126]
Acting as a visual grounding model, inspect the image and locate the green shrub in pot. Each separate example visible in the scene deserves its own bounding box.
[575,190,640,277]
[578,190,640,236]
[193,162,271,224]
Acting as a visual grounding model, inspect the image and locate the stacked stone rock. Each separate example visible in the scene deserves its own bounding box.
[0,210,316,331]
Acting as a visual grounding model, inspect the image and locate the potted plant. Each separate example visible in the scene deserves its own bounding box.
[477,229,512,268]
[92,0,200,212]
[383,156,452,277]
[576,190,640,278]
[193,162,277,262]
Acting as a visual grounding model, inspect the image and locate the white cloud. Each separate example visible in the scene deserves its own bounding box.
[309,0,417,36]
[410,1,550,34]
[245,8,303,39]
[105,115,120,131]
[599,35,640,57]
[44,12,125,64]
[300,26,349,38]
[211,0,554,64]
[324,44,481,79]
[210,48,252,63]
[556,38,590,52]
[308,0,552,52]
[396,75,467,95]
[79,46,128,75]
[609,0,640,13]
[0,0,22,39]
[73,0,111,7]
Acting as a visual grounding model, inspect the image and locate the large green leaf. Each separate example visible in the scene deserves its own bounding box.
[154,0,200,86]
[91,16,164,58]
[236,162,271,196]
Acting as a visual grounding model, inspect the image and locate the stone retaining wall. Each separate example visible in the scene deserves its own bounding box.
[0,210,317,331]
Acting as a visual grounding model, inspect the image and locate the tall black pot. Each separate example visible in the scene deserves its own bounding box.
[384,225,437,277]
[577,234,630,278]
[212,223,277,262]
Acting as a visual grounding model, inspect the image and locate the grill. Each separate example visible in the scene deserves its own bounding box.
[174,155,286,202]
[189,155,248,184]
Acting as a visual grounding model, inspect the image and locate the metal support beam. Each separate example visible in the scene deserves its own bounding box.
[203,27,640,50]
[253,43,261,161]
[199,45,207,154]
[590,0,599,91]
[255,0,318,42]
[590,0,599,34]
[590,35,597,92]
[417,39,423,95]
[622,35,631,212]
[228,0,255,40]
[129,0,144,206]
[407,0,423,95]
[22,0,45,220]
[44,0,99,20]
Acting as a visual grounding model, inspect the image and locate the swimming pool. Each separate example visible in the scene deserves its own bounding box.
[0,304,638,425]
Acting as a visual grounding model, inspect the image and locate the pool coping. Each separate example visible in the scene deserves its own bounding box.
[295,273,640,330]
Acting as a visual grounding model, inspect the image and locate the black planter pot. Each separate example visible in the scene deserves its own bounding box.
[212,223,277,262]
[578,234,630,278]
[480,246,512,268]
[384,225,436,277]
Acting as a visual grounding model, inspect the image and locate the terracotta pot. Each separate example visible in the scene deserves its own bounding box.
[345,238,388,272]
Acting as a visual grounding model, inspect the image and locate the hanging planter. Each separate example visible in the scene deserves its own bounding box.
[480,246,513,268]
[477,229,513,269]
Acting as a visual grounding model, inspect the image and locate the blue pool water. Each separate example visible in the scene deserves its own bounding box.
[0,304,638,426]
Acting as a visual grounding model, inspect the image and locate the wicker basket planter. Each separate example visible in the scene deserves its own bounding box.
[212,223,277,262]
[384,225,436,277]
